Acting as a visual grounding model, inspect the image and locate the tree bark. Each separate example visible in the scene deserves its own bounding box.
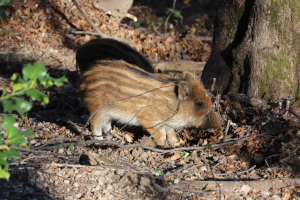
[201,0,300,101]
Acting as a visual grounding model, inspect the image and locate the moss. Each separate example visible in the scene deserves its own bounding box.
[260,45,297,100]
[226,2,245,42]
[268,0,299,101]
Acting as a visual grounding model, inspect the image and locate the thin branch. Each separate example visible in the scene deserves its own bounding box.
[71,0,108,38]
[38,132,268,154]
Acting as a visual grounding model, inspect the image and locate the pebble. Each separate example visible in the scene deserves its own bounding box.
[139,176,150,186]
[75,193,82,198]
[140,152,148,161]
[73,183,79,187]
[36,183,43,190]
[200,166,208,172]
[58,148,64,154]
[94,170,104,176]
[30,139,37,145]
[261,189,271,196]
[271,195,281,200]
[64,180,70,184]
[66,150,72,155]
[116,169,125,175]
[106,184,113,190]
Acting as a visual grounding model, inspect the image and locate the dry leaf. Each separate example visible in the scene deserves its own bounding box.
[182,131,193,140]
[124,134,133,143]
[240,184,252,195]
[234,126,245,134]
[168,153,181,161]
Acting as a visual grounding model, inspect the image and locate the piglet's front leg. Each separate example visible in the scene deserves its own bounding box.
[145,126,167,146]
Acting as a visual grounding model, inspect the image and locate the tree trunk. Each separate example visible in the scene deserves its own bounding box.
[201,0,300,101]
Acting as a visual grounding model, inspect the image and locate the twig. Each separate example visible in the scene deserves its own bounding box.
[164,0,178,33]
[71,0,108,38]
[210,77,216,92]
[216,165,256,176]
[224,120,231,135]
[39,132,268,154]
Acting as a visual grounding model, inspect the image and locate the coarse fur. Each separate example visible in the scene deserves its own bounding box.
[76,38,153,73]
[80,60,222,146]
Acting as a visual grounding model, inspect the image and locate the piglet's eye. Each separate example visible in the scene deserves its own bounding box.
[194,102,207,110]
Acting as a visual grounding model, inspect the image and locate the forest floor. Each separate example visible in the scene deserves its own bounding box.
[0,0,299,199]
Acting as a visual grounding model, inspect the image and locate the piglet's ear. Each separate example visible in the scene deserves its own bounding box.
[178,81,192,101]
[183,71,196,81]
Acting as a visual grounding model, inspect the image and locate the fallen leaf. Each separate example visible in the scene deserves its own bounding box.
[124,134,133,143]
[234,126,245,134]
[240,184,252,195]
[168,153,181,161]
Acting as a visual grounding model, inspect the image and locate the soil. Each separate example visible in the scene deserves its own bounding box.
[0,0,299,200]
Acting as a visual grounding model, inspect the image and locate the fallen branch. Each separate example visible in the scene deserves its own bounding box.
[177,179,300,195]
[154,60,206,73]
[71,0,108,38]
[38,132,268,154]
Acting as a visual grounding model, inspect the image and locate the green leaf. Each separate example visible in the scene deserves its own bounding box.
[173,178,179,184]
[0,149,20,159]
[7,134,26,147]
[11,82,29,92]
[21,129,34,137]
[23,62,47,81]
[68,143,75,150]
[0,156,9,169]
[10,73,18,82]
[2,97,32,115]
[155,170,164,176]
[3,116,17,138]
[173,10,182,18]
[0,0,10,6]
[25,88,49,105]
[53,76,68,87]
[180,151,189,158]
[0,168,10,180]
[205,144,214,151]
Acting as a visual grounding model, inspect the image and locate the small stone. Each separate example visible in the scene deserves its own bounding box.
[94,170,104,176]
[66,150,72,155]
[36,183,43,189]
[240,184,252,195]
[140,176,150,186]
[271,195,281,200]
[200,166,207,172]
[30,140,37,145]
[106,184,113,191]
[95,185,101,190]
[65,196,73,200]
[75,193,81,198]
[64,180,70,184]
[58,148,64,154]
[140,152,148,161]
[73,183,79,187]
[116,169,125,176]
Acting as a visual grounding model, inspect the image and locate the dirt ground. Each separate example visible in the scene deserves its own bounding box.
[0,0,299,199]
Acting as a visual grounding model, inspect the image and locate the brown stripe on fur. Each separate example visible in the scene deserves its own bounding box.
[82,72,155,92]
[91,60,170,83]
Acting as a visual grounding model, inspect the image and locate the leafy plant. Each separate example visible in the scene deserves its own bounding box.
[180,151,189,158]
[155,170,164,176]
[0,62,68,180]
